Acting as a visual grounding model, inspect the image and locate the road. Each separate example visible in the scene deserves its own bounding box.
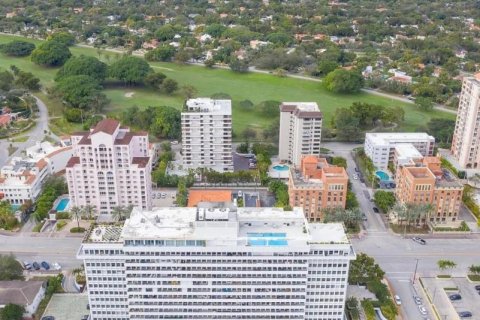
[322,142,480,319]
[0,95,58,167]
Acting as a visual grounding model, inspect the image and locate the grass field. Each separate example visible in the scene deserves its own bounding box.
[0,34,456,135]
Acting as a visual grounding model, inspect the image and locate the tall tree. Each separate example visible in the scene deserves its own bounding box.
[31,41,72,66]
[324,69,364,93]
[56,55,108,82]
[0,303,24,320]
[109,56,152,85]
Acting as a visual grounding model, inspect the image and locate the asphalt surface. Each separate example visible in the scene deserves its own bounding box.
[322,142,480,319]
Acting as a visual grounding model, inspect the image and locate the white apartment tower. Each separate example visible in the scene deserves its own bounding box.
[78,205,355,320]
[66,119,152,215]
[279,102,322,167]
[451,74,480,169]
[182,98,233,172]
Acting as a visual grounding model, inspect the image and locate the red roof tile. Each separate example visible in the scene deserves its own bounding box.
[91,119,120,135]
[66,156,80,168]
[132,157,150,168]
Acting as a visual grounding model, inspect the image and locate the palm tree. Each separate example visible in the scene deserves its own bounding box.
[83,205,96,220]
[70,206,82,229]
[391,203,407,225]
[437,259,456,276]
[111,206,126,222]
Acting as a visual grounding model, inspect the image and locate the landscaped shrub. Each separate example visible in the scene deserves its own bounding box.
[70,227,86,233]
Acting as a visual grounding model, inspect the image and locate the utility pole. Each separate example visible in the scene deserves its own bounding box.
[413,258,419,284]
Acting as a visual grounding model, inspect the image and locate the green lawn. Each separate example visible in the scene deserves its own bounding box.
[0,34,456,135]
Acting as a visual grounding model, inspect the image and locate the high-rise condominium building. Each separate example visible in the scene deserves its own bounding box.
[395,156,463,225]
[364,132,435,170]
[279,102,322,167]
[66,119,152,215]
[182,98,233,172]
[451,74,480,169]
[77,205,355,320]
[288,156,349,221]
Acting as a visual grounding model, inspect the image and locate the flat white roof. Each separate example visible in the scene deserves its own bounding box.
[394,143,423,158]
[184,98,231,114]
[87,206,350,246]
[286,102,319,112]
[366,132,434,145]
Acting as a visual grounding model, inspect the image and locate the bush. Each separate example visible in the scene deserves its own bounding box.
[361,299,375,320]
[31,40,72,66]
[32,221,45,232]
[56,212,70,219]
[70,227,86,233]
[56,220,68,231]
[0,40,35,56]
[374,191,396,213]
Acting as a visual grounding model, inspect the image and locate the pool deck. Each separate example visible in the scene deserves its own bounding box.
[52,195,70,212]
[268,163,290,179]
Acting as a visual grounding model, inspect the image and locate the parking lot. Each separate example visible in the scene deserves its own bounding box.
[421,277,479,320]
[152,189,177,207]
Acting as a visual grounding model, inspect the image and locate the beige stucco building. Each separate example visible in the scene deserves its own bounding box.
[279,102,322,167]
[451,73,480,169]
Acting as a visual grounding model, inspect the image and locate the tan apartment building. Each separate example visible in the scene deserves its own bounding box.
[451,73,480,169]
[395,157,463,225]
[279,103,322,167]
[288,155,348,221]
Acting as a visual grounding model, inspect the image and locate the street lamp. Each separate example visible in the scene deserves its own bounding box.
[412,258,419,284]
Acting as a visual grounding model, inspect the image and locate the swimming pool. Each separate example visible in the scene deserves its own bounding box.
[375,170,390,181]
[247,232,288,246]
[272,165,289,171]
[55,198,70,212]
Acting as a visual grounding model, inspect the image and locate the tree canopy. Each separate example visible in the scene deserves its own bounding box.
[0,40,35,57]
[54,75,108,111]
[31,40,72,66]
[56,55,108,82]
[144,45,176,62]
[324,69,364,93]
[47,31,76,46]
[0,254,23,281]
[109,56,152,85]
[348,253,385,285]
[0,303,24,320]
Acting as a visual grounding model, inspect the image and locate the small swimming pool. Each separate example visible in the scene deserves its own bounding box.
[55,198,70,212]
[375,170,390,181]
[272,165,289,171]
[11,204,21,212]
[247,232,288,246]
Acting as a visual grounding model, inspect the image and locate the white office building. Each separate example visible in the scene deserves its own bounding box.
[279,102,322,167]
[364,132,435,170]
[181,98,233,172]
[66,119,152,215]
[77,205,355,320]
[451,74,480,169]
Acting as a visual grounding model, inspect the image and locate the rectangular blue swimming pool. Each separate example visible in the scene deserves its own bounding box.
[247,233,288,246]
[55,198,69,212]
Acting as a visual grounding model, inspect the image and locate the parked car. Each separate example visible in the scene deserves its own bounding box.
[394,295,401,305]
[458,311,473,318]
[362,214,367,221]
[81,315,89,320]
[238,190,243,197]
[353,174,358,180]
[412,237,427,245]
[171,140,178,145]
[41,261,50,270]
[372,207,379,213]
[449,294,462,301]
[160,193,166,198]
[413,295,422,305]
[474,285,480,290]
[360,177,365,183]
[23,261,32,270]
[52,262,61,271]
[418,305,427,315]
[32,262,40,270]
[41,317,55,320]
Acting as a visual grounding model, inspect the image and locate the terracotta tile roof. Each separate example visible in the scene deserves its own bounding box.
[91,119,120,135]
[71,131,88,137]
[132,157,150,168]
[187,190,232,207]
[46,146,72,158]
[25,175,36,185]
[66,156,80,168]
[115,132,134,145]
[35,159,48,170]
[0,114,11,126]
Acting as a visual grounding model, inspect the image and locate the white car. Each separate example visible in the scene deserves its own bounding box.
[171,140,178,145]
[353,175,358,180]
[418,305,427,315]
[160,193,166,198]
[394,295,401,305]
[52,262,62,271]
